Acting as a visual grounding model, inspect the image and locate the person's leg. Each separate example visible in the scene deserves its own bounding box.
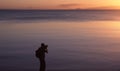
[39,58,46,71]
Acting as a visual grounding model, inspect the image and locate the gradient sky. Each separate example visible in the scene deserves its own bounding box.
[0,0,120,10]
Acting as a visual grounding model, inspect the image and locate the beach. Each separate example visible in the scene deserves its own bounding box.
[0,10,120,71]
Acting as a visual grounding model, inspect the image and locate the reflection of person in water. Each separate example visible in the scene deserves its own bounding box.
[35,43,48,71]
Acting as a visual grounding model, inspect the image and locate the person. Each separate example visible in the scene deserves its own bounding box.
[35,43,48,71]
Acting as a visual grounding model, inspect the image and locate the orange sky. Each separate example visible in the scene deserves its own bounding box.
[0,0,120,10]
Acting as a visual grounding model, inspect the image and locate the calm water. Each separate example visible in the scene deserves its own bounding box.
[0,10,120,71]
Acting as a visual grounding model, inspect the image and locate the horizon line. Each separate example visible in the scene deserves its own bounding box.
[0,8,120,11]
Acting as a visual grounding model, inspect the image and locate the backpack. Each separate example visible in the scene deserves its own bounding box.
[35,49,40,58]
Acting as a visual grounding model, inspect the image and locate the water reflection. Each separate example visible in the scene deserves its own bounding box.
[0,21,120,71]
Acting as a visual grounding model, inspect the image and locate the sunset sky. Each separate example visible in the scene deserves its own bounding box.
[0,0,120,10]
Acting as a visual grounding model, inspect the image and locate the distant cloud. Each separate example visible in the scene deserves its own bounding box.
[88,6,120,10]
[59,3,80,8]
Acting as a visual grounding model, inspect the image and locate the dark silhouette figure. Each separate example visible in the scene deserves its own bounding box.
[35,43,48,71]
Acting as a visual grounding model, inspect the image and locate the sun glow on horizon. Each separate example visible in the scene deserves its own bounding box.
[0,0,120,10]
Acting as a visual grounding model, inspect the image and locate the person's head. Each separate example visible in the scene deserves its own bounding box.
[41,43,45,47]
[41,43,48,53]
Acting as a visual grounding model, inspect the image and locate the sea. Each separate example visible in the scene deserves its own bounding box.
[0,10,120,71]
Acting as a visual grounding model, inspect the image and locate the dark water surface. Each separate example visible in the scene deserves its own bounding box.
[0,10,120,21]
[0,10,120,71]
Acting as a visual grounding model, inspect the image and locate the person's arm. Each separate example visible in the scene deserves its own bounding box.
[45,48,48,53]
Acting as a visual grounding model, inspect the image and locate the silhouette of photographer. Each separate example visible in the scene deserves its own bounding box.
[35,43,48,71]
